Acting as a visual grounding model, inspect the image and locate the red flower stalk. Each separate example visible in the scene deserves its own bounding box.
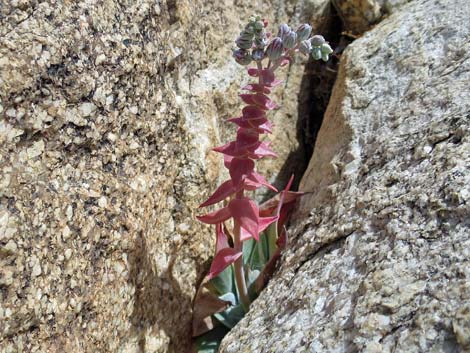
[197,18,333,311]
[197,66,281,308]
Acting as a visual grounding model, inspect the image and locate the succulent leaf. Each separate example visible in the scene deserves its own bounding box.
[193,325,229,353]
[207,248,242,280]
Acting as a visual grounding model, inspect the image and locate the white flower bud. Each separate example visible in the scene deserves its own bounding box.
[266,37,283,60]
[282,31,297,49]
[299,40,312,55]
[310,35,326,47]
[251,49,265,61]
[320,43,333,55]
[233,49,252,65]
[278,24,290,39]
[296,24,312,42]
[311,47,322,60]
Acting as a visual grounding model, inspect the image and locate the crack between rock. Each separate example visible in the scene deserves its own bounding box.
[292,230,355,277]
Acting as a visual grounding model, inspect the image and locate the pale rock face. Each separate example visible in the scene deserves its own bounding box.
[219,0,470,352]
[0,0,329,352]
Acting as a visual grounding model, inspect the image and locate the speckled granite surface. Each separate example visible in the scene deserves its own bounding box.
[219,0,470,352]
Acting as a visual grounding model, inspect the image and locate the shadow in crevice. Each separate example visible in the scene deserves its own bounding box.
[127,232,207,353]
[269,3,353,196]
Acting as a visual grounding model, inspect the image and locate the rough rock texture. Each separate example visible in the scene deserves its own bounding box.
[0,1,331,352]
[220,0,470,352]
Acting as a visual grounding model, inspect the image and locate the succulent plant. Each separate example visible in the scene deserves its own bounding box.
[192,16,334,353]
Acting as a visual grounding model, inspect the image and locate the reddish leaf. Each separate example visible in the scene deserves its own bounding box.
[249,142,277,159]
[192,286,231,337]
[242,105,266,120]
[228,117,272,134]
[258,190,304,216]
[215,140,274,159]
[197,207,231,224]
[267,79,283,87]
[257,121,274,133]
[279,56,292,67]
[247,68,259,77]
[260,69,275,85]
[207,248,242,280]
[239,94,256,106]
[236,128,259,146]
[199,180,238,208]
[229,158,255,186]
[215,223,229,252]
[242,83,271,94]
[252,93,279,110]
[245,171,277,192]
[228,198,259,239]
[240,94,278,111]
[276,226,287,249]
[258,215,279,232]
[239,215,278,241]
[277,201,296,230]
[213,141,246,157]
[223,154,233,169]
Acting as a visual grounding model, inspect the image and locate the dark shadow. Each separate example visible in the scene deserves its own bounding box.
[127,231,208,353]
[268,3,353,196]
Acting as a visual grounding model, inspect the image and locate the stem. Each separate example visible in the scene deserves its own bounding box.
[233,190,250,311]
[256,61,264,85]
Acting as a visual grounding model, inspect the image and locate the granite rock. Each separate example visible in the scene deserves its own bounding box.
[219,0,470,352]
[0,0,329,352]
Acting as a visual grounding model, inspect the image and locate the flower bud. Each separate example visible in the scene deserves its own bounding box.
[254,20,264,30]
[299,40,312,55]
[254,37,268,49]
[251,49,265,61]
[311,47,322,60]
[310,35,326,47]
[282,31,297,49]
[320,43,333,54]
[233,49,252,65]
[240,29,254,41]
[278,24,290,39]
[296,24,312,42]
[236,35,253,49]
[266,37,283,60]
[244,25,255,35]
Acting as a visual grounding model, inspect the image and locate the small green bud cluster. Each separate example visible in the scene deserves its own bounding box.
[309,35,333,61]
[233,17,334,66]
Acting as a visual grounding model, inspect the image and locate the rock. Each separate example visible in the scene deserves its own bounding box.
[333,0,382,34]
[219,0,470,352]
[0,0,331,352]
[78,102,97,117]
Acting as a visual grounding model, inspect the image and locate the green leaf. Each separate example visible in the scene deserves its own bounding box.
[219,292,237,306]
[246,269,260,288]
[249,239,265,271]
[247,268,261,301]
[265,222,278,261]
[242,237,256,265]
[258,231,270,264]
[193,325,229,353]
[208,264,234,296]
[213,301,245,329]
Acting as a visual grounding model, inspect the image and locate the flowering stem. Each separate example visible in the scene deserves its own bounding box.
[233,190,250,311]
